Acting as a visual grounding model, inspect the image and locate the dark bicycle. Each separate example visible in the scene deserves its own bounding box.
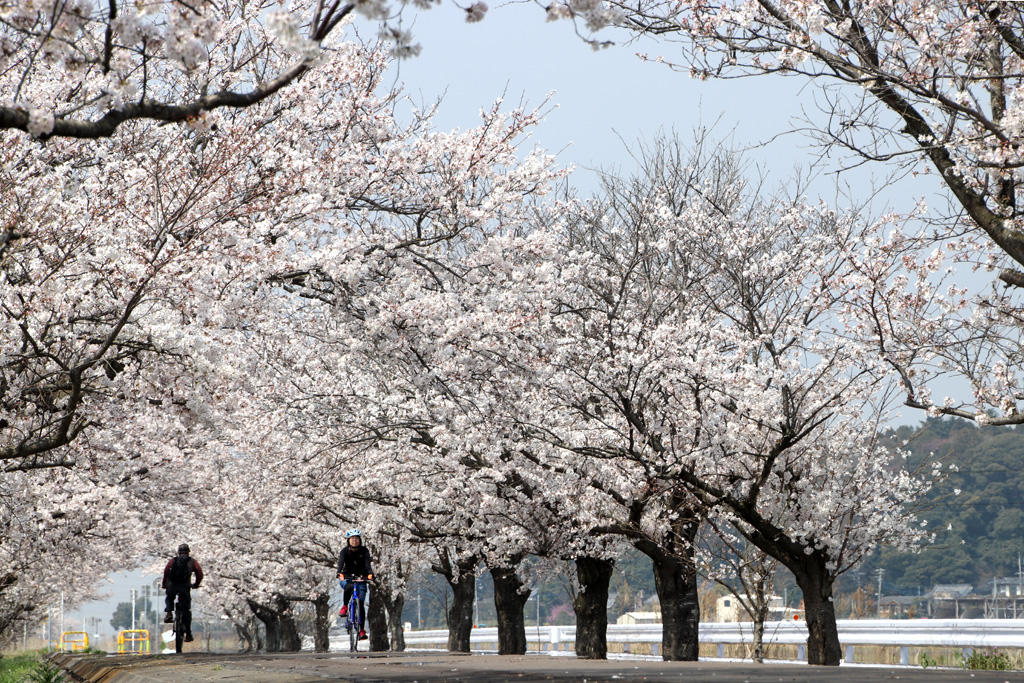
[341,576,368,652]
[171,594,186,653]
[169,586,197,653]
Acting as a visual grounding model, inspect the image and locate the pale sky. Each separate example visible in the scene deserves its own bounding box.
[391,3,806,181]
[387,1,937,204]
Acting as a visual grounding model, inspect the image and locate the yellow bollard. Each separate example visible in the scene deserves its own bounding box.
[117,629,150,654]
[59,631,89,652]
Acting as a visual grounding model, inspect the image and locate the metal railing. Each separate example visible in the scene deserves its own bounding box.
[117,629,151,654]
[59,631,89,652]
[401,619,1024,664]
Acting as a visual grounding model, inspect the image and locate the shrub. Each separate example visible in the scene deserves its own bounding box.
[962,648,1012,671]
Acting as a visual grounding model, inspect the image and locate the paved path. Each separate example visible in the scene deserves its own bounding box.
[54,651,1024,683]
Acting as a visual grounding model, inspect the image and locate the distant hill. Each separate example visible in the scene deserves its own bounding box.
[862,418,1024,593]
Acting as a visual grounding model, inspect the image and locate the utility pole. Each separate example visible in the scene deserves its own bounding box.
[875,569,885,617]
[144,585,151,639]
[416,587,421,629]
[1016,553,1023,618]
[131,589,137,631]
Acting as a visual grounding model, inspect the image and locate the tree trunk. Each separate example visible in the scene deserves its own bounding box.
[573,556,613,660]
[312,593,330,653]
[368,587,390,652]
[447,567,475,652]
[633,505,701,662]
[248,599,282,652]
[490,563,530,655]
[278,608,302,652]
[650,550,699,661]
[752,600,769,663]
[248,597,301,653]
[234,621,255,652]
[256,612,282,651]
[385,593,406,652]
[432,550,478,653]
[792,553,842,666]
[375,579,407,652]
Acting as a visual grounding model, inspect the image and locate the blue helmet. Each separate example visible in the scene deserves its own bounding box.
[345,529,362,539]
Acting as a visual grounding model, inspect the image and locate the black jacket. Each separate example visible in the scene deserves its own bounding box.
[162,554,204,589]
[337,545,373,578]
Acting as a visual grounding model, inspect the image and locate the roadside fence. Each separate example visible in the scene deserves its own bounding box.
[399,619,1024,665]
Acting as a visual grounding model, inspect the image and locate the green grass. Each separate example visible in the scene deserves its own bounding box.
[0,654,45,683]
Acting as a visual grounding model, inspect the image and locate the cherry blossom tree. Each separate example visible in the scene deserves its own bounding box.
[0,0,493,139]
[832,223,1024,425]
[699,520,782,663]
[430,137,937,666]
[0,466,140,645]
[0,31,434,472]
[562,1,1024,278]
[184,91,577,651]
[2,14,571,647]
[529,0,1024,430]
[118,76,569,655]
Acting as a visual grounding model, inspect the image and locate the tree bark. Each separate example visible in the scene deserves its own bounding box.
[752,600,769,663]
[248,596,301,653]
[278,607,302,652]
[633,505,701,661]
[374,579,407,651]
[573,556,614,660]
[432,550,478,653]
[791,553,842,666]
[385,593,406,652]
[649,549,699,661]
[248,599,279,652]
[234,621,255,652]
[262,616,283,652]
[368,587,390,652]
[490,563,530,655]
[312,593,330,653]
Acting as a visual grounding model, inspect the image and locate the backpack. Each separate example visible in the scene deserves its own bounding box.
[169,555,191,584]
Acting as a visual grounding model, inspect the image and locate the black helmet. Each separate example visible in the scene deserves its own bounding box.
[178,543,190,554]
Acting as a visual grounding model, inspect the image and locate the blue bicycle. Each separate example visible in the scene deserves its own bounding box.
[340,576,368,652]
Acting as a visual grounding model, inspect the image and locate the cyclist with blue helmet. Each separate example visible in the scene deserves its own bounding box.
[337,528,373,640]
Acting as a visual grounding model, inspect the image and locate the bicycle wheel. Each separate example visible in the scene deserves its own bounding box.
[174,605,184,653]
[349,599,359,652]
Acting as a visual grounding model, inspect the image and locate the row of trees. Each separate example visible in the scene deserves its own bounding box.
[5,0,1024,669]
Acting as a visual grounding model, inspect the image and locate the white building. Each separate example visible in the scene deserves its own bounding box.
[715,594,798,623]
[616,611,662,625]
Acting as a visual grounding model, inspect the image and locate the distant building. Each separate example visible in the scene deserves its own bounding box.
[928,584,973,599]
[878,595,923,619]
[715,594,800,623]
[926,584,976,619]
[987,578,1024,598]
[616,611,661,625]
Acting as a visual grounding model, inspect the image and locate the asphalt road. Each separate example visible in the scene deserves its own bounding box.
[54,651,1024,683]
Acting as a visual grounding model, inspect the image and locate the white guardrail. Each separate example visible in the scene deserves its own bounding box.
[400,619,1024,665]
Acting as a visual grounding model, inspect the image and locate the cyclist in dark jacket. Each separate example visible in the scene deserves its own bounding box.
[336,529,373,640]
[163,543,203,642]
